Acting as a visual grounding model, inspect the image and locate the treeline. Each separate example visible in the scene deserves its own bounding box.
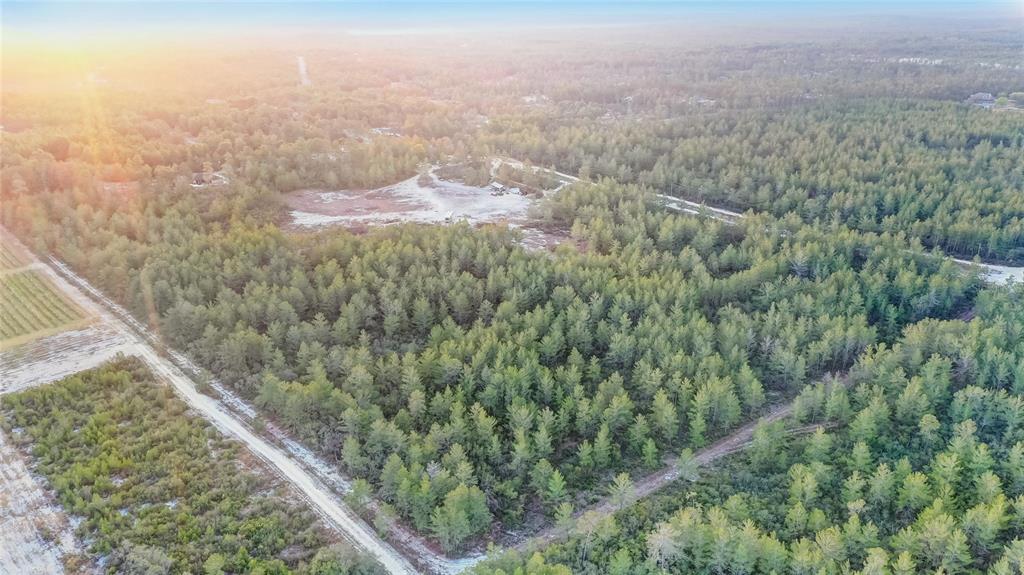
[473,284,1024,574]
[0,358,382,575]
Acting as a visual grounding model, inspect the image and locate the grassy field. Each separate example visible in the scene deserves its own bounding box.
[0,270,88,348]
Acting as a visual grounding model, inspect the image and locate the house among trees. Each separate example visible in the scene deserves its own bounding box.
[191,171,229,188]
[966,92,996,108]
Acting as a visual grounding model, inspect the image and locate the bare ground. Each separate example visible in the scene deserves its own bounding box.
[0,429,93,575]
[286,169,533,230]
[0,324,137,395]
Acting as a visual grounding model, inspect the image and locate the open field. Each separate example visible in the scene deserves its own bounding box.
[286,160,578,253]
[0,270,89,349]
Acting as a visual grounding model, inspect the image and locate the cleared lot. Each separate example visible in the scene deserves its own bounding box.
[287,169,533,229]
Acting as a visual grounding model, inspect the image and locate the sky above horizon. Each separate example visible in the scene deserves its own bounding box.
[6,0,1019,31]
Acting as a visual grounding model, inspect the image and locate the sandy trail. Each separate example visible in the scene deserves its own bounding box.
[49,263,420,575]
[490,157,580,187]
[953,258,1024,284]
[497,165,1021,281]
[0,226,419,575]
[510,393,809,553]
[654,191,1021,283]
[656,193,743,222]
[509,181,1021,551]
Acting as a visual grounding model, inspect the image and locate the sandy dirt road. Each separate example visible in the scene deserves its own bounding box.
[47,256,485,575]
[510,392,809,553]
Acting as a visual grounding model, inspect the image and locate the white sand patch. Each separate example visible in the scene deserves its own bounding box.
[317,191,360,202]
[290,211,354,227]
[289,171,534,229]
[0,324,135,395]
[953,259,1024,284]
[0,429,89,575]
[657,193,743,222]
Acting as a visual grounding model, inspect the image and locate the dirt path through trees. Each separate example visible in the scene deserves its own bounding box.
[510,389,812,553]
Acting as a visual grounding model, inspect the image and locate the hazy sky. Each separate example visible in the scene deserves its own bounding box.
[6,0,1018,36]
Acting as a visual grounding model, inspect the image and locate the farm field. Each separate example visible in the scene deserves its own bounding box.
[0,242,27,270]
[0,269,88,349]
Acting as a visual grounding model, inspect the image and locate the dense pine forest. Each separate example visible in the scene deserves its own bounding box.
[0,6,1021,572]
[2,172,985,549]
[474,285,1024,574]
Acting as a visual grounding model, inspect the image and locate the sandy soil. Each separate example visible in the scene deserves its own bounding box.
[0,429,91,575]
[657,193,743,222]
[0,324,135,395]
[287,161,579,260]
[514,226,575,253]
[490,157,579,188]
[287,170,533,229]
[953,258,1024,284]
